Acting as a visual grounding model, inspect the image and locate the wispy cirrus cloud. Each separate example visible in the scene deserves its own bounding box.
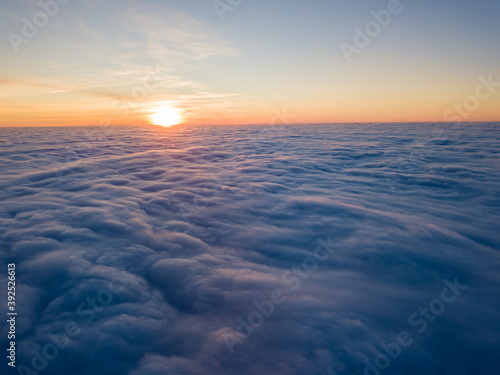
[120,7,241,62]
[0,77,122,99]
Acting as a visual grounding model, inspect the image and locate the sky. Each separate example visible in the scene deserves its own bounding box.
[0,0,499,127]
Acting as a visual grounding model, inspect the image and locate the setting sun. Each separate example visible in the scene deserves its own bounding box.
[150,106,183,127]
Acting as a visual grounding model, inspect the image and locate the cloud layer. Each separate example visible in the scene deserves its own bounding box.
[1,123,500,375]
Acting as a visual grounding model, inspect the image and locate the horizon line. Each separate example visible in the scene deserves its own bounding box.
[1,120,500,129]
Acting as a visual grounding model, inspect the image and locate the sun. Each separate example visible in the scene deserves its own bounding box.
[150,106,183,127]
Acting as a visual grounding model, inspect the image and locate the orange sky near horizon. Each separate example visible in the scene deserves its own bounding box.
[1,83,498,127]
